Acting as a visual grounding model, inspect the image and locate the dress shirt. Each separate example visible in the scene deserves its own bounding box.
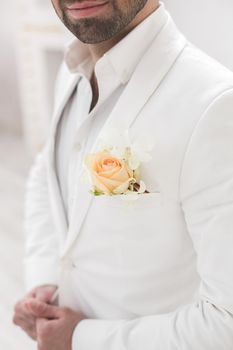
[55,3,168,223]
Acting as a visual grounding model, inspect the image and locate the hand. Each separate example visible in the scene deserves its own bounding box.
[27,299,86,350]
[13,285,58,340]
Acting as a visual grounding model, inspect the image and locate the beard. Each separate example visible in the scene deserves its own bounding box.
[57,0,148,43]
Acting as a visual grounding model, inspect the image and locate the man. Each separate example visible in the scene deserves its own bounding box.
[13,0,233,349]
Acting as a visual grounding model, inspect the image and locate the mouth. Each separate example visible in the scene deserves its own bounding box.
[65,1,109,19]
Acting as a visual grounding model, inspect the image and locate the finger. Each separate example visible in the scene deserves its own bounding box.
[13,313,36,328]
[26,300,61,319]
[14,316,37,340]
[35,286,58,303]
[14,300,37,320]
[37,318,47,349]
[36,317,57,345]
[36,317,48,331]
[20,321,37,340]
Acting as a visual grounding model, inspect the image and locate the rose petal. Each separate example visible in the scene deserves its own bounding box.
[90,173,112,195]
[113,179,131,194]
[109,164,130,182]
[85,149,137,195]
[95,175,123,193]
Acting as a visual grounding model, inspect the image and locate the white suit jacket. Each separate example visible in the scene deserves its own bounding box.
[24,11,233,350]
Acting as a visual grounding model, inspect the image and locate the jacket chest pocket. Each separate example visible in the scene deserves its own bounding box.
[84,192,184,246]
[76,192,189,273]
[91,192,163,232]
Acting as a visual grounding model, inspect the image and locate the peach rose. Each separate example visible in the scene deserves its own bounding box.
[85,152,134,195]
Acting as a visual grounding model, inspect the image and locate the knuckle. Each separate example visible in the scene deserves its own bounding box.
[33,302,46,315]
[38,303,47,313]
[36,304,43,314]
[15,299,29,314]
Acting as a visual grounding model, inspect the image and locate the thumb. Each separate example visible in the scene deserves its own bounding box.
[35,286,57,303]
[26,299,61,319]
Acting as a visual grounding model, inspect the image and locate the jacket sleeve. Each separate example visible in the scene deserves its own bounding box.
[72,88,233,350]
[23,62,68,291]
[23,143,60,291]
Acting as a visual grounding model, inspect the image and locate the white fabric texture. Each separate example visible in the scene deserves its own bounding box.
[23,2,233,349]
[55,81,124,222]
[55,3,167,223]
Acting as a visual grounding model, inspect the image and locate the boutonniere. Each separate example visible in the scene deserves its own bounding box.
[84,129,154,198]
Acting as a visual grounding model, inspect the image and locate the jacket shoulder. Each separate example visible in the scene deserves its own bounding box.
[178,42,233,90]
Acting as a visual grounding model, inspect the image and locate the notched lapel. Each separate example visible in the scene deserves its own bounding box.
[63,16,187,255]
[90,16,187,154]
[47,67,81,245]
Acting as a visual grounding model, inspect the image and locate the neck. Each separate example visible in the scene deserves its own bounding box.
[88,0,160,64]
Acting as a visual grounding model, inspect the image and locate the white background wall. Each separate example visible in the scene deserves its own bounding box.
[0,1,22,134]
[164,0,233,71]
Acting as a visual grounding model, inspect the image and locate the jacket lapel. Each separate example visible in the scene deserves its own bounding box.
[47,69,81,245]
[63,16,187,255]
[91,17,187,150]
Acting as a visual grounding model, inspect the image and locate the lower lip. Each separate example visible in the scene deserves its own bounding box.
[66,2,109,19]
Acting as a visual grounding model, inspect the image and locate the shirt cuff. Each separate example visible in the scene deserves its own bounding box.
[24,258,59,292]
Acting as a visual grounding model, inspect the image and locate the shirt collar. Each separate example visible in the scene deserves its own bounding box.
[64,2,168,84]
